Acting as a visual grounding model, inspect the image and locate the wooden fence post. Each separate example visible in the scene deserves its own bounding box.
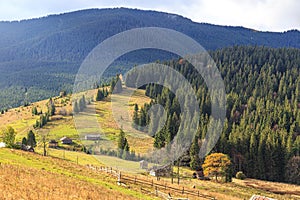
[118,171,121,184]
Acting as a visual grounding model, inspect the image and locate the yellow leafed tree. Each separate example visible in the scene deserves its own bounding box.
[202,153,231,182]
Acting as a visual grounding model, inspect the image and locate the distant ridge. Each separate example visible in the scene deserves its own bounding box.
[0,8,299,109]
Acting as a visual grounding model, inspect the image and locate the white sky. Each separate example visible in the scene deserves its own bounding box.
[0,0,299,32]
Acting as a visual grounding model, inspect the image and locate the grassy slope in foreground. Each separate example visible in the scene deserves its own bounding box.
[2,147,300,200]
[0,148,154,200]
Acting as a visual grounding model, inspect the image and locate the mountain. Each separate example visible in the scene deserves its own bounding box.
[0,8,299,109]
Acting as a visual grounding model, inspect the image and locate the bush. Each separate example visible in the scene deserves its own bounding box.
[236,171,246,180]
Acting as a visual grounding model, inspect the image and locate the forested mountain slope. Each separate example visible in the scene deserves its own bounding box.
[127,46,300,184]
[0,8,299,109]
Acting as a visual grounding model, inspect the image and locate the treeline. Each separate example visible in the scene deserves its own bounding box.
[126,46,300,184]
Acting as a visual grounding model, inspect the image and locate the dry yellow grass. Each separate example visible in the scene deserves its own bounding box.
[0,95,72,141]
[0,148,154,200]
[234,178,300,197]
[178,176,300,200]
[131,166,300,200]
[0,164,137,200]
[0,99,48,139]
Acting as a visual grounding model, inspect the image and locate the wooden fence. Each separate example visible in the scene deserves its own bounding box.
[87,165,215,200]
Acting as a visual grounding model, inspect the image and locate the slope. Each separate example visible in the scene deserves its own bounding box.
[0,8,299,109]
[0,148,154,200]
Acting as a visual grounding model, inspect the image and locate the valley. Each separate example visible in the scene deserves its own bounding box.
[0,5,299,200]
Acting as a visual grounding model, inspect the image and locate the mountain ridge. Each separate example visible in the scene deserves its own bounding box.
[2,8,299,33]
[0,7,299,109]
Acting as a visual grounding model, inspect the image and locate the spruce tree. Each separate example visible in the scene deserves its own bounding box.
[48,98,55,116]
[32,107,38,115]
[79,95,86,111]
[110,75,123,94]
[133,104,139,126]
[114,77,122,93]
[165,116,172,145]
[190,135,201,170]
[27,130,36,147]
[117,129,130,158]
[95,89,104,101]
[73,101,79,113]
[21,137,27,145]
[110,78,116,93]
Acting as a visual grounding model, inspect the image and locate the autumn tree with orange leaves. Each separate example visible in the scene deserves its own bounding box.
[202,153,232,182]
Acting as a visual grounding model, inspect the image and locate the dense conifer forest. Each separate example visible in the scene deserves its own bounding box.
[127,46,300,184]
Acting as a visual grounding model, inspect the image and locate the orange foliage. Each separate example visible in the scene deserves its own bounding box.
[202,153,231,181]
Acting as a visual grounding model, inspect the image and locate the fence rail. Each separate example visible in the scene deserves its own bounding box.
[87,165,215,200]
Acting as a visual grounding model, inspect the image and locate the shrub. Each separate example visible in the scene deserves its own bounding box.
[236,171,246,180]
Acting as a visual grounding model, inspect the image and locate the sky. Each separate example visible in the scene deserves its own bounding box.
[0,0,299,32]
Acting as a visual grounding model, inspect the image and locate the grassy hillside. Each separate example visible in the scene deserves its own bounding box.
[1,148,299,200]
[0,99,49,139]
[0,87,153,154]
[1,86,300,199]
[0,148,154,200]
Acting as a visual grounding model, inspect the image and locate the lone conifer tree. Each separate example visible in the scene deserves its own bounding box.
[117,129,130,158]
[27,130,37,147]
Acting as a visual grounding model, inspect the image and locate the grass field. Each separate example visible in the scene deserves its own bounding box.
[37,147,300,200]
[0,148,154,200]
[1,147,300,200]
[138,165,300,200]
[35,147,103,166]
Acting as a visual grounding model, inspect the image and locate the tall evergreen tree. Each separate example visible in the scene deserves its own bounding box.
[32,107,38,115]
[190,135,201,170]
[73,101,79,113]
[27,130,37,147]
[95,89,104,101]
[133,104,139,126]
[22,137,27,145]
[48,98,56,116]
[110,75,122,94]
[79,95,86,111]
[117,129,130,158]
